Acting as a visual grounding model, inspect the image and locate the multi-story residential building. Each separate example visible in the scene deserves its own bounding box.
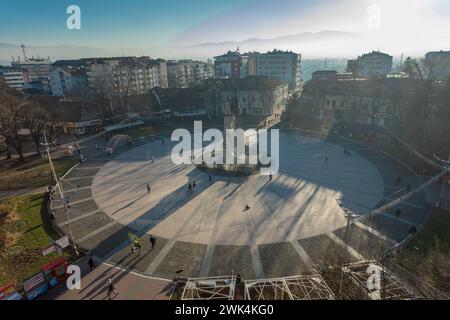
[11,56,52,90]
[48,67,88,97]
[154,58,168,89]
[0,67,29,89]
[255,50,302,92]
[203,76,289,118]
[424,50,450,80]
[214,49,302,91]
[87,57,168,96]
[246,53,258,76]
[347,51,393,78]
[214,50,243,79]
[167,60,210,88]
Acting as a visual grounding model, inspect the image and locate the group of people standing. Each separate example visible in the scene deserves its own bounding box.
[130,235,157,255]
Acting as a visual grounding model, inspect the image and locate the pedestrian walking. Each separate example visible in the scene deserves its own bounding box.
[192,181,197,192]
[269,174,272,181]
[188,183,192,193]
[408,225,417,235]
[107,279,119,299]
[147,184,151,194]
[208,173,212,182]
[88,256,95,272]
[396,176,402,186]
[149,235,156,250]
[236,273,242,285]
[134,239,142,255]
[325,156,328,165]
[395,208,402,219]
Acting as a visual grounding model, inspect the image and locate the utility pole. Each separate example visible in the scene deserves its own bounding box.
[42,131,79,256]
[441,153,450,204]
[433,152,450,207]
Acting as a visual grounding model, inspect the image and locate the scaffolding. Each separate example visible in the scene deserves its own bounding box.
[181,276,236,300]
[244,274,335,300]
[341,261,421,300]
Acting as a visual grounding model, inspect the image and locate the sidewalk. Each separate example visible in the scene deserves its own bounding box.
[40,256,172,300]
[0,187,46,200]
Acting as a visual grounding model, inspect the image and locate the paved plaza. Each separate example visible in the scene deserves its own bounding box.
[51,131,432,280]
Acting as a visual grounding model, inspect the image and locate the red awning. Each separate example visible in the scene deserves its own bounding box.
[41,256,67,272]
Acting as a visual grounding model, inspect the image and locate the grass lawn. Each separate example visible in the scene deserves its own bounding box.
[0,158,78,191]
[0,194,72,287]
[392,207,450,295]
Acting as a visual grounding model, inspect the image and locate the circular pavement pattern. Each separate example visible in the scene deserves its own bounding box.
[52,130,431,279]
[91,132,384,245]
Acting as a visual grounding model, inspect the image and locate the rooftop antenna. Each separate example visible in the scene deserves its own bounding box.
[21,42,28,62]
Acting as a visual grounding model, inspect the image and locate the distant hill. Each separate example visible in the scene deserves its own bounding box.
[0,30,360,63]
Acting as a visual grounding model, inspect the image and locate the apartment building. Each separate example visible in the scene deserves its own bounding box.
[48,67,88,97]
[87,57,168,96]
[214,50,243,79]
[424,50,450,80]
[0,67,29,89]
[11,56,52,90]
[214,49,302,92]
[255,50,302,92]
[167,60,210,88]
[347,51,393,78]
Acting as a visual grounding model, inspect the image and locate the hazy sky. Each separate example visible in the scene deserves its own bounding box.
[0,0,449,56]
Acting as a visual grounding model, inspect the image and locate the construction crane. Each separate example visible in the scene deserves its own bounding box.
[415,62,424,80]
[21,42,28,62]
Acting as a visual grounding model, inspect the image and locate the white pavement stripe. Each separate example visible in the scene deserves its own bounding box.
[250,243,264,278]
[145,239,177,275]
[290,241,315,269]
[76,166,103,170]
[66,175,95,181]
[57,209,102,226]
[327,232,365,261]
[379,212,416,226]
[53,197,93,209]
[353,221,397,246]
[76,221,117,243]
[199,244,215,277]
[63,186,91,194]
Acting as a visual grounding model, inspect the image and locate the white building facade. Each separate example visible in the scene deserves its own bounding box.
[87,57,168,96]
[255,50,302,92]
[204,77,289,118]
[424,51,450,80]
[0,67,28,89]
[352,51,393,77]
[49,68,89,97]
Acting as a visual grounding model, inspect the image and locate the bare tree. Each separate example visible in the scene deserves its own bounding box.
[0,85,28,161]
[22,96,59,155]
[89,65,115,121]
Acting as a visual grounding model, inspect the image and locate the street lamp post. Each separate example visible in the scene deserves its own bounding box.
[42,131,79,256]
[433,152,450,207]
